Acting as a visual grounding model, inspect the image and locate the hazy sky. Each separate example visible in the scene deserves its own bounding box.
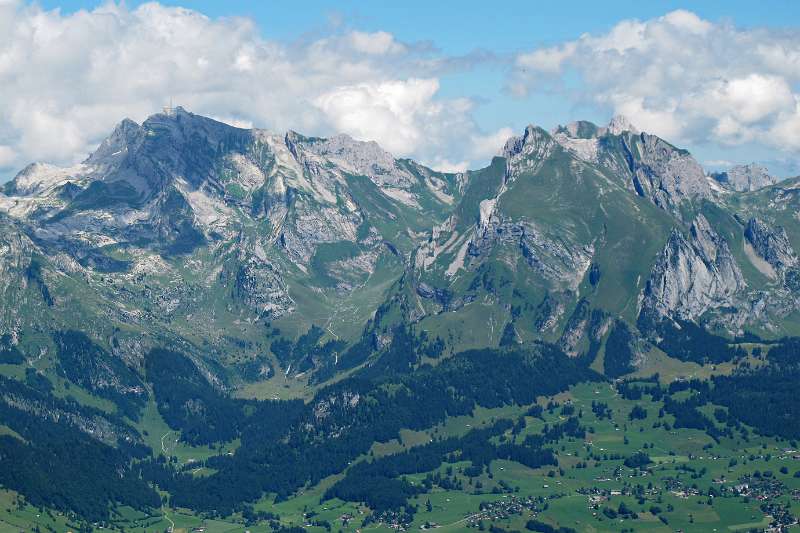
[2,0,799,178]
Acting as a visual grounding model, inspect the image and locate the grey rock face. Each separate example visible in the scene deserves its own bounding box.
[552,120,602,140]
[85,117,146,174]
[502,125,556,179]
[0,216,34,276]
[605,115,640,136]
[551,115,639,142]
[643,214,745,320]
[550,117,709,214]
[618,133,710,212]
[230,238,294,319]
[558,301,610,358]
[415,282,453,307]
[0,216,45,330]
[288,132,417,189]
[279,198,362,268]
[468,214,593,290]
[711,164,779,192]
[744,218,798,275]
[558,299,591,357]
[129,107,250,193]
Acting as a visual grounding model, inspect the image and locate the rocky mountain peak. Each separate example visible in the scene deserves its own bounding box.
[710,163,779,192]
[550,122,601,162]
[141,106,248,147]
[619,132,710,212]
[10,108,239,203]
[550,115,639,171]
[5,162,84,197]
[551,120,601,140]
[606,115,639,136]
[502,125,557,179]
[522,116,708,216]
[503,125,552,157]
[551,115,639,143]
[84,118,144,171]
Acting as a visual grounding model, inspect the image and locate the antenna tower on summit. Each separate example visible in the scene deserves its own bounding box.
[163,96,175,116]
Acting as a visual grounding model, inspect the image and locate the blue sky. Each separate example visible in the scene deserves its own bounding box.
[2,0,800,176]
[40,1,800,50]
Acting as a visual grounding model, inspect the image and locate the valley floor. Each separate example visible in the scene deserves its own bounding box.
[4,375,800,533]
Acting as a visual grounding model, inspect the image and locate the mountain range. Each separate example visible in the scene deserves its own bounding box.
[2,107,798,376]
[2,107,800,531]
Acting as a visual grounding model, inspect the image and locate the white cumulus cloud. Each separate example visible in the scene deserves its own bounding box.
[314,78,512,171]
[0,2,508,176]
[315,78,443,156]
[347,31,406,55]
[511,9,800,152]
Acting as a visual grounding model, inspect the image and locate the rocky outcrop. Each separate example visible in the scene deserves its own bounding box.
[0,217,49,330]
[558,299,591,357]
[744,218,798,277]
[502,125,557,180]
[85,117,146,175]
[711,164,779,192]
[642,214,745,321]
[230,238,294,319]
[605,115,640,136]
[290,132,417,190]
[616,133,710,212]
[1,382,142,447]
[551,117,709,214]
[551,115,639,144]
[278,198,362,268]
[550,133,599,163]
[558,302,610,358]
[467,214,593,290]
